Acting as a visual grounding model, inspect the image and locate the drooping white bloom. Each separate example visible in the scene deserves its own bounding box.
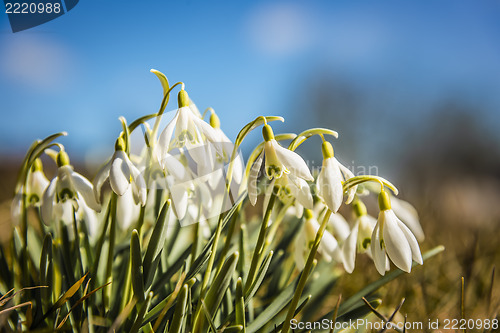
[93,139,147,206]
[156,90,222,171]
[11,158,49,225]
[342,200,377,273]
[294,209,342,270]
[248,124,313,206]
[41,150,101,228]
[316,141,356,213]
[371,191,423,275]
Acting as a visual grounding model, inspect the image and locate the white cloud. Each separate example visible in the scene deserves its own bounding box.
[245,2,314,56]
[0,35,73,92]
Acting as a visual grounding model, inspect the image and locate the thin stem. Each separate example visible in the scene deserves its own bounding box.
[244,186,278,293]
[281,209,333,333]
[103,194,117,312]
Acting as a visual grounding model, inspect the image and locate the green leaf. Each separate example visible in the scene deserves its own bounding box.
[169,284,189,333]
[129,291,153,333]
[196,252,239,333]
[244,251,273,303]
[235,278,246,333]
[224,325,244,333]
[272,295,311,332]
[201,300,218,333]
[143,200,170,288]
[130,229,145,302]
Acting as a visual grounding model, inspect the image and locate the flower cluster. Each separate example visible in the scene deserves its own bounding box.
[7,70,430,333]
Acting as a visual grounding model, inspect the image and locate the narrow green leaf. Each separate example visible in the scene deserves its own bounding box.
[196,252,239,333]
[244,251,273,302]
[143,200,170,288]
[224,325,244,333]
[235,278,246,333]
[129,291,153,333]
[201,300,218,333]
[168,284,189,333]
[130,229,145,302]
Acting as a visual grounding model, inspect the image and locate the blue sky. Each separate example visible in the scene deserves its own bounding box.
[1,0,499,168]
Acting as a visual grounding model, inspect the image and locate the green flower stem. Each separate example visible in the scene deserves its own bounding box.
[20,192,29,289]
[262,202,292,251]
[281,209,333,333]
[103,193,118,311]
[72,208,84,278]
[342,175,399,196]
[244,186,278,294]
[90,199,112,293]
[215,200,244,275]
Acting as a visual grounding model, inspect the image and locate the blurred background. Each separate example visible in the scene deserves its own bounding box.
[1,0,499,325]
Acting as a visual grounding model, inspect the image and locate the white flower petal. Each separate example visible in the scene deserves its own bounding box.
[41,178,57,225]
[371,222,387,275]
[110,151,131,196]
[272,141,313,181]
[117,188,139,230]
[170,184,188,220]
[93,160,111,204]
[71,171,101,212]
[317,158,343,212]
[29,170,49,203]
[397,219,423,265]
[328,212,350,242]
[130,164,147,206]
[162,153,188,181]
[381,210,413,273]
[337,160,356,204]
[288,175,313,209]
[78,199,98,237]
[342,222,359,273]
[157,111,179,160]
[248,152,263,206]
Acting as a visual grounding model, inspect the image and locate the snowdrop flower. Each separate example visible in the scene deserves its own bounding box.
[248,124,313,206]
[316,141,356,213]
[391,195,425,241]
[11,158,49,225]
[342,200,377,273]
[156,90,222,172]
[294,209,342,270]
[371,190,423,275]
[93,137,147,206]
[41,150,101,227]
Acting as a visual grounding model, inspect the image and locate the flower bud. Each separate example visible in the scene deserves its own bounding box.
[321,141,334,159]
[210,112,220,129]
[353,200,367,217]
[31,158,43,172]
[115,136,126,151]
[304,208,314,220]
[378,190,392,211]
[262,124,275,142]
[56,150,70,167]
[178,90,190,108]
